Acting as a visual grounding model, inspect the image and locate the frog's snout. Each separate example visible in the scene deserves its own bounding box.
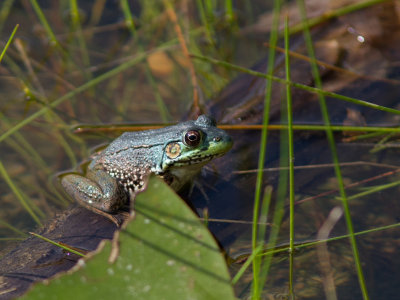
[213,134,233,152]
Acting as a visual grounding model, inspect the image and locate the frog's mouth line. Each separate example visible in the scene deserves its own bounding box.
[172,153,224,166]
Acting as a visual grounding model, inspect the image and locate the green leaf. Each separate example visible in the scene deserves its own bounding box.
[23,175,235,299]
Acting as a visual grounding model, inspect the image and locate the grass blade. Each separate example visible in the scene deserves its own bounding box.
[0,160,42,226]
[29,0,62,51]
[296,0,369,298]
[191,54,400,116]
[0,43,176,144]
[251,0,282,298]
[284,16,295,299]
[121,0,171,122]
[29,232,86,257]
[289,0,391,35]
[0,23,18,63]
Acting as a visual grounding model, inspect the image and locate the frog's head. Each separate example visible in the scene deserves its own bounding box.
[160,115,233,173]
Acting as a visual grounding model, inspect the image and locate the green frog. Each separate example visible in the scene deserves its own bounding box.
[61,115,233,219]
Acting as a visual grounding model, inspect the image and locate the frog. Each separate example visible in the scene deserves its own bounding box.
[61,115,233,221]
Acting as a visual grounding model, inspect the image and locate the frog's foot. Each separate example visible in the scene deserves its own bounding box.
[82,207,131,227]
[84,206,122,227]
[61,170,127,216]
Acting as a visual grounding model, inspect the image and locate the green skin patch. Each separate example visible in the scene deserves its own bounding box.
[61,115,233,216]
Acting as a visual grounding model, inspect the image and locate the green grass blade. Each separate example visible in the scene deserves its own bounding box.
[256,110,290,295]
[230,191,400,291]
[251,185,273,298]
[225,0,234,23]
[0,26,47,226]
[284,16,295,299]
[120,0,170,122]
[0,160,42,226]
[256,186,273,249]
[289,0,391,35]
[29,0,62,51]
[259,222,400,258]
[337,180,400,202]
[231,245,264,285]
[195,0,215,45]
[69,0,91,75]
[0,23,18,63]
[120,0,136,35]
[253,186,274,295]
[191,54,400,116]
[251,0,281,298]
[0,43,176,144]
[30,232,86,257]
[296,0,369,298]
[203,0,215,19]
[0,219,27,237]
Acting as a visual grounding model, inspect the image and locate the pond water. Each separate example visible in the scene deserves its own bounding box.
[1,0,400,299]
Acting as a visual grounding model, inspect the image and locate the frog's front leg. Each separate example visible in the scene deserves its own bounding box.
[61,169,127,214]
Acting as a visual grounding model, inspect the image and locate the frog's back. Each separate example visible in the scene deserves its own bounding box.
[102,118,206,154]
[108,126,182,149]
[90,123,187,172]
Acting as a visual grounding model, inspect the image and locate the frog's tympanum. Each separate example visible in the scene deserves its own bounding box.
[61,115,233,217]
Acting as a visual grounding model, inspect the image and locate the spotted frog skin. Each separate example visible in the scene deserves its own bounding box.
[61,115,233,215]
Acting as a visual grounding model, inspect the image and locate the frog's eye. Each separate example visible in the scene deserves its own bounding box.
[184,130,202,147]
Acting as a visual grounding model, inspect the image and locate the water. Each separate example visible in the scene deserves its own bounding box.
[1,1,400,299]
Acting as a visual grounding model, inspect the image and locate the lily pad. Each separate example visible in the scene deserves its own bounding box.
[23,175,235,299]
